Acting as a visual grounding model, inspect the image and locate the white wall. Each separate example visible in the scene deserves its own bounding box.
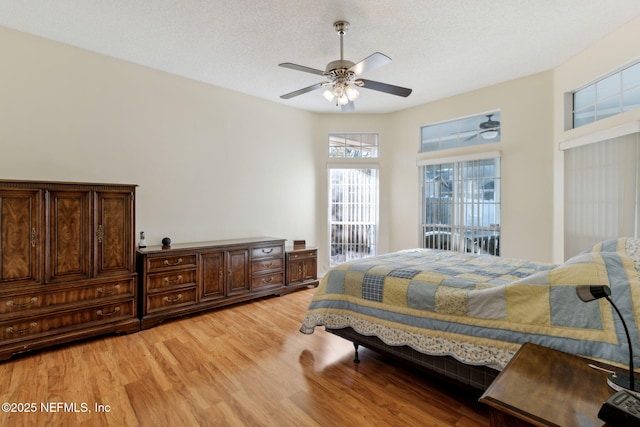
[0,27,318,250]
[553,16,640,261]
[388,72,555,262]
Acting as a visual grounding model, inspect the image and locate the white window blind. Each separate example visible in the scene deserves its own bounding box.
[564,132,640,258]
[329,168,378,266]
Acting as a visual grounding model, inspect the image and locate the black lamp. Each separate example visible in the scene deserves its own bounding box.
[576,285,635,391]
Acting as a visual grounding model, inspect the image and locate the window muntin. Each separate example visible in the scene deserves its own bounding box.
[421,157,501,256]
[573,61,640,128]
[329,133,378,158]
[420,111,501,153]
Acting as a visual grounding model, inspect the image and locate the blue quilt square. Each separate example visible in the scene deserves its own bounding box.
[325,270,346,294]
[550,287,603,329]
[388,268,421,280]
[362,273,385,302]
[407,280,438,311]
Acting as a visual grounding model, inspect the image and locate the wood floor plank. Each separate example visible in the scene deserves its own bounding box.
[0,288,489,426]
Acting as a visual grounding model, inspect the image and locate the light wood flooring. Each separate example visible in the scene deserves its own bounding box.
[0,288,489,426]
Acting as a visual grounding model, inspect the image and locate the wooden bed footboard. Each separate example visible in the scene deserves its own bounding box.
[326,327,499,392]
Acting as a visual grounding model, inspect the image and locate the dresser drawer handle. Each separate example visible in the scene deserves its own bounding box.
[261,262,273,268]
[97,284,121,295]
[163,294,183,303]
[163,275,183,285]
[262,277,274,284]
[164,258,183,266]
[97,307,121,316]
[6,322,38,335]
[6,297,38,309]
[261,248,273,254]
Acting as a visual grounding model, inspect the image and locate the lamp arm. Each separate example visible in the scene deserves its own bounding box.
[606,295,635,391]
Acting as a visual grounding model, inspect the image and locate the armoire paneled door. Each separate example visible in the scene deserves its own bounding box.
[0,180,138,361]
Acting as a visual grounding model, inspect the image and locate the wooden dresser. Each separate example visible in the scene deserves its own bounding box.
[0,180,138,361]
[137,237,286,329]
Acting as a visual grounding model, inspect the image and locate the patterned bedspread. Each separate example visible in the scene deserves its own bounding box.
[301,238,640,370]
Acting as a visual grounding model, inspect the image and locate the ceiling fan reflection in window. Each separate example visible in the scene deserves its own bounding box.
[278,21,412,112]
[463,114,501,140]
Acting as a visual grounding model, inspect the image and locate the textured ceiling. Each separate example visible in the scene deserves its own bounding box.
[1,0,640,114]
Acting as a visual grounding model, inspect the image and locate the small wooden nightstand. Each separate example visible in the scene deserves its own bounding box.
[479,342,617,427]
[284,246,319,293]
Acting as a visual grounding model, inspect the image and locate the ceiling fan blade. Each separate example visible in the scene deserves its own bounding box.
[359,79,412,97]
[278,63,325,76]
[280,83,324,99]
[341,101,355,112]
[349,52,391,76]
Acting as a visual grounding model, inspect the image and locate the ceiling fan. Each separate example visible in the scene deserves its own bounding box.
[278,21,412,112]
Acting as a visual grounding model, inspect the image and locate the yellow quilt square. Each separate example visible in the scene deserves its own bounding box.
[382,277,410,307]
[505,284,550,325]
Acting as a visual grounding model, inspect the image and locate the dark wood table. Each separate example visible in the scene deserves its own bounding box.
[479,342,617,426]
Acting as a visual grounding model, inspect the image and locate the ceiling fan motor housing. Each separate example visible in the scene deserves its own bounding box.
[325,59,355,74]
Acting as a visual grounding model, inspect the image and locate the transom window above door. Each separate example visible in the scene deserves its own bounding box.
[329,133,378,158]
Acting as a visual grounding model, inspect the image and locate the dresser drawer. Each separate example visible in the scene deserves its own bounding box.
[146,288,197,314]
[1,300,135,341]
[251,245,283,259]
[146,255,197,271]
[287,249,317,260]
[251,257,284,274]
[147,269,196,292]
[251,272,284,290]
[0,278,135,318]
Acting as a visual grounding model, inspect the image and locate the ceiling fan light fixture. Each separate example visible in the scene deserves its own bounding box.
[337,93,351,105]
[481,130,499,139]
[344,84,359,101]
[324,82,359,106]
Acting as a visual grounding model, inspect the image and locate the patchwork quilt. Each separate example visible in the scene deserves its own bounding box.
[301,238,640,370]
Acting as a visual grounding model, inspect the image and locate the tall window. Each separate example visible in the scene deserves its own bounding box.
[328,133,378,266]
[564,133,640,258]
[420,156,501,255]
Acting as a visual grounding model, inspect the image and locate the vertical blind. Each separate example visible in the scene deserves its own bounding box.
[564,132,640,258]
[329,168,378,266]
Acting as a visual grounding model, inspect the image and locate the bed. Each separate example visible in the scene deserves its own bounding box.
[300,238,640,391]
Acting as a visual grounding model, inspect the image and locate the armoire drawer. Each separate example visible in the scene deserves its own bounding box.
[1,300,135,341]
[0,278,135,318]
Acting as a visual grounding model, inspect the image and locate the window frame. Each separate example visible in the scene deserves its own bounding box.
[572,59,640,129]
[420,110,501,153]
[418,151,501,256]
[327,133,380,267]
